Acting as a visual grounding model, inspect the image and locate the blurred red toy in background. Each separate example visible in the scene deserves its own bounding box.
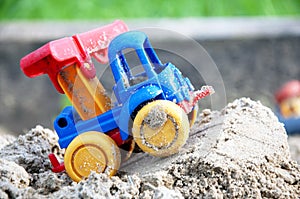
[275,80,300,135]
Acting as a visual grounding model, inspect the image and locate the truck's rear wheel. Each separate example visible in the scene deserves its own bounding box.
[64,131,121,182]
[132,100,189,157]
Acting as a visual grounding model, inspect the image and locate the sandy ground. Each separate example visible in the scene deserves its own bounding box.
[288,135,300,165]
[0,98,299,198]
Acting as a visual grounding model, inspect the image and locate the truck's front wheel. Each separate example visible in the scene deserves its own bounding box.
[132,100,189,157]
[64,131,121,182]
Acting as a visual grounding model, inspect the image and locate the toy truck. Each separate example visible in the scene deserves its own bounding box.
[20,21,214,182]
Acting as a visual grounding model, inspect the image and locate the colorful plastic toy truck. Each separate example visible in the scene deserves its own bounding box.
[275,80,300,135]
[20,21,214,182]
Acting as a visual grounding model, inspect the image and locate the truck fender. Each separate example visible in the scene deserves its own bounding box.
[118,84,164,140]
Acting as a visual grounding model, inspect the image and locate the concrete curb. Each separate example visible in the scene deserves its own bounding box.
[1,17,300,42]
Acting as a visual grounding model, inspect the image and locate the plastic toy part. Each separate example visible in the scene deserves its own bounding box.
[57,64,111,120]
[20,20,128,93]
[278,97,300,118]
[178,86,215,114]
[64,131,121,182]
[48,154,65,173]
[132,100,189,157]
[275,80,300,135]
[276,112,300,135]
[275,80,300,118]
[275,80,300,104]
[119,139,136,162]
[188,104,199,127]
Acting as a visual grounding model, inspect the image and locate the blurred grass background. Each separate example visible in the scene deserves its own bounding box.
[1,0,299,20]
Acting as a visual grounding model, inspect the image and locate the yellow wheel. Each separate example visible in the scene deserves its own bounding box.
[132,100,189,157]
[188,104,198,127]
[64,131,121,182]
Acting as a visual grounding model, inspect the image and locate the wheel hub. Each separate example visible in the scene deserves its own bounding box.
[71,145,107,178]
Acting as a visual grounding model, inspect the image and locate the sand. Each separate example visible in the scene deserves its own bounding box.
[0,98,299,198]
[288,135,300,164]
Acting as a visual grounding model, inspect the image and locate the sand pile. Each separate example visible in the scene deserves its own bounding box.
[0,98,299,198]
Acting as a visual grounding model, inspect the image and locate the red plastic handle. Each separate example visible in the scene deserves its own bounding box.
[20,20,128,93]
[48,153,65,173]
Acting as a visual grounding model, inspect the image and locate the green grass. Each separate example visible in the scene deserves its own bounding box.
[0,0,299,20]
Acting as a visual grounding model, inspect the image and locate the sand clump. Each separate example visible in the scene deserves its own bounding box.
[144,105,167,129]
[0,98,299,198]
